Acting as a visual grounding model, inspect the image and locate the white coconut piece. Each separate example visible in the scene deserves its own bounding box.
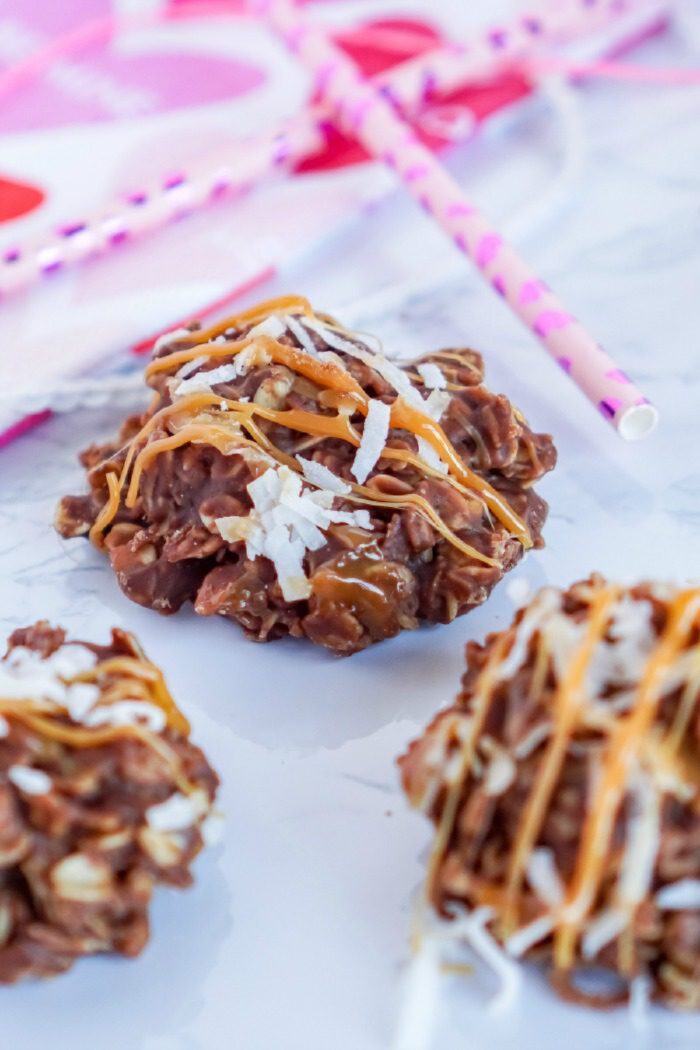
[351,398,391,483]
[175,354,208,380]
[146,789,210,832]
[8,765,52,795]
[85,700,167,733]
[417,362,447,389]
[526,848,565,907]
[655,878,700,910]
[247,315,286,340]
[297,456,351,495]
[174,363,238,397]
[153,327,192,353]
[284,315,319,356]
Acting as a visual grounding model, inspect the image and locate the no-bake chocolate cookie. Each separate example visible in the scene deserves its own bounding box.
[57,296,555,655]
[400,577,700,1009]
[0,621,218,982]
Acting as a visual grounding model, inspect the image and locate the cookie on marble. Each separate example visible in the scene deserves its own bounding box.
[56,296,555,655]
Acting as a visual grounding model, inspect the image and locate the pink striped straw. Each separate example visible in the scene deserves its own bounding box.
[259,0,658,441]
[0,0,668,301]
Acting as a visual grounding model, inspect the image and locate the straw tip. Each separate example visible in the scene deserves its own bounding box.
[618,403,658,441]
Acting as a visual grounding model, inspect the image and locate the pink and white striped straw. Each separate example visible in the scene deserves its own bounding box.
[0,0,669,301]
[259,0,658,441]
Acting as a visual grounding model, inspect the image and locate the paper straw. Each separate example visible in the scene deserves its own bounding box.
[0,0,667,301]
[260,0,658,441]
[525,54,700,84]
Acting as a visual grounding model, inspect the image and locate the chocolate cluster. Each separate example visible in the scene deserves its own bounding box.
[401,578,700,1009]
[0,622,218,983]
[57,299,555,655]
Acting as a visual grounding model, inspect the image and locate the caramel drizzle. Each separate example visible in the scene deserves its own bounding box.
[90,299,532,567]
[502,586,621,935]
[144,332,511,531]
[0,640,196,792]
[154,294,314,350]
[553,589,700,969]
[425,631,515,899]
[420,583,700,978]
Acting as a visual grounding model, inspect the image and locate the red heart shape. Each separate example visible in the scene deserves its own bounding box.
[0,176,45,223]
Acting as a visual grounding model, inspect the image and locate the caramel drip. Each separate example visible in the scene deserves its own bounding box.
[154,294,313,353]
[2,709,196,795]
[414,583,700,984]
[344,489,499,568]
[90,303,532,558]
[89,470,121,546]
[125,404,359,509]
[185,294,313,345]
[425,632,515,900]
[502,587,621,935]
[145,326,527,543]
[390,399,532,549]
[379,447,487,512]
[74,655,190,736]
[311,542,410,640]
[0,643,196,789]
[146,333,367,407]
[553,590,700,969]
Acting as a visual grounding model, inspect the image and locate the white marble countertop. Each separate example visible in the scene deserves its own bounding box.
[1,18,699,1050]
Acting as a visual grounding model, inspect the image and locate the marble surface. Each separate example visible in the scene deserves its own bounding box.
[1,19,700,1050]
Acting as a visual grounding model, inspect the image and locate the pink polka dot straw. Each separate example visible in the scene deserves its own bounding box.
[258,0,658,441]
[0,0,667,304]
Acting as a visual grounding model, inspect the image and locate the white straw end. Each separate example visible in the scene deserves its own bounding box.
[618,403,658,441]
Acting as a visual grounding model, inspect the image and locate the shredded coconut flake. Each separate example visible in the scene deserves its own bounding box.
[447,907,522,1015]
[153,326,192,353]
[513,722,551,760]
[297,456,351,495]
[64,682,101,722]
[174,363,238,397]
[304,316,426,409]
[214,464,371,602]
[352,398,391,483]
[0,644,97,705]
[424,389,451,422]
[146,789,209,832]
[506,914,554,958]
[416,437,448,475]
[498,589,561,681]
[9,765,52,795]
[175,354,208,380]
[480,738,516,797]
[617,768,660,907]
[655,878,700,910]
[417,362,447,389]
[47,644,97,678]
[526,848,565,907]
[581,907,627,959]
[232,345,256,376]
[85,700,166,732]
[284,314,319,356]
[247,315,286,340]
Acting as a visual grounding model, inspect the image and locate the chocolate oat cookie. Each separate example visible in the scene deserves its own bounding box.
[57,296,555,655]
[0,621,219,983]
[400,577,700,1010]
